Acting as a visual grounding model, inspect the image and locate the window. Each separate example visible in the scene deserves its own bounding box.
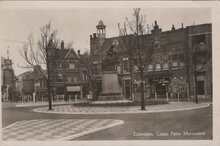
[163,63,169,70]
[68,77,78,83]
[163,54,168,61]
[117,66,121,74]
[192,34,206,45]
[113,40,119,46]
[179,62,185,68]
[172,54,178,61]
[93,63,98,74]
[154,41,160,49]
[179,54,185,62]
[57,63,62,69]
[155,64,161,71]
[123,58,129,73]
[148,64,154,72]
[83,72,87,80]
[172,62,178,69]
[134,65,138,72]
[69,64,75,69]
[58,73,63,80]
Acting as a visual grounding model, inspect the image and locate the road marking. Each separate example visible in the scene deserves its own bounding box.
[2,119,124,141]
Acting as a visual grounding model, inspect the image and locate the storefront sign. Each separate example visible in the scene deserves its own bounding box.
[66,86,80,92]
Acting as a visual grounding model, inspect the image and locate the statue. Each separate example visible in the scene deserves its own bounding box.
[102,45,118,71]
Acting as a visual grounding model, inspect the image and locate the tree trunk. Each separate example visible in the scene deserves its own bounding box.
[47,80,52,110]
[194,72,198,104]
[129,55,134,100]
[140,69,146,110]
[46,45,52,110]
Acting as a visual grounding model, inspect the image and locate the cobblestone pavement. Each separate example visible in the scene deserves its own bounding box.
[33,102,210,114]
[2,119,124,141]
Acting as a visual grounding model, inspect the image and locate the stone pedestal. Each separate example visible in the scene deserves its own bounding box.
[98,71,124,101]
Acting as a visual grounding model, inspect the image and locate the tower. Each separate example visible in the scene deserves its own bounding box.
[96,20,106,38]
[90,20,107,55]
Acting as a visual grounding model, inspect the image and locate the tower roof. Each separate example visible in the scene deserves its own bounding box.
[96,20,106,29]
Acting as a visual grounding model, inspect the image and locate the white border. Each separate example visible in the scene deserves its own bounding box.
[0,1,220,146]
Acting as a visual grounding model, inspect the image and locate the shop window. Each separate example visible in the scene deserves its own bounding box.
[172,61,178,69]
[163,63,169,70]
[148,64,154,72]
[155,64,161,71]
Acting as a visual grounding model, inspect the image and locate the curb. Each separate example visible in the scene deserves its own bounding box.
[33,103,210,115]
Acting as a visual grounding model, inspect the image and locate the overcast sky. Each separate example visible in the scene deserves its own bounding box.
[0,8,211,75]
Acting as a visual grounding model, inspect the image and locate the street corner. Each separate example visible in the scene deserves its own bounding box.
[2,119,124,141]
[32,102,211,115]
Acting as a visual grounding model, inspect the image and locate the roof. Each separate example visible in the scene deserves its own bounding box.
[49,48,79,60]
[96,20,106,28]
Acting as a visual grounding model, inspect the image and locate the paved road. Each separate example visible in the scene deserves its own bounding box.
[2,103,212,140]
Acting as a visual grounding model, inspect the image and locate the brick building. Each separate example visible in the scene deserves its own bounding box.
[48,41,89,100]
[90,20,212,101]
[16,69,47,102]
[1,56,16,102]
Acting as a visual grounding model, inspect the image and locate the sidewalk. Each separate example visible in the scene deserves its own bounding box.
[33,102,210,114]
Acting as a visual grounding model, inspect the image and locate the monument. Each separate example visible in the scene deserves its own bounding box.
[98,45,124,101]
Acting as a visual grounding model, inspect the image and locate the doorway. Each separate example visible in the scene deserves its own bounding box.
[197,81,205,95]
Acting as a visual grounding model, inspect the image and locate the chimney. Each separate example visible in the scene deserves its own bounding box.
[61,40,64,49]
[93,33,96,38]
[181,23,184,28]
[78,50,80,55]
[172,24,175,30]
[90,35,92,39]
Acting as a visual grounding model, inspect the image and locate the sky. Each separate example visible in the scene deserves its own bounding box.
[0,7,211,76]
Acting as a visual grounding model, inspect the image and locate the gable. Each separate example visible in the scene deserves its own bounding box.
[64,49,79,60]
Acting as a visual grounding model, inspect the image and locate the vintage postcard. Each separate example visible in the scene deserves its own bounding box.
[0,1,220,146]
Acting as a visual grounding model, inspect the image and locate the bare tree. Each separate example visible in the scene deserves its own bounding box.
[20,22,59,110]
[118,8,154,110]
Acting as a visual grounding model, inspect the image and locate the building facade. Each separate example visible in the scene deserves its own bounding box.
[1,56,16,102]
[90,20,212,101]
[48,41,89,101]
